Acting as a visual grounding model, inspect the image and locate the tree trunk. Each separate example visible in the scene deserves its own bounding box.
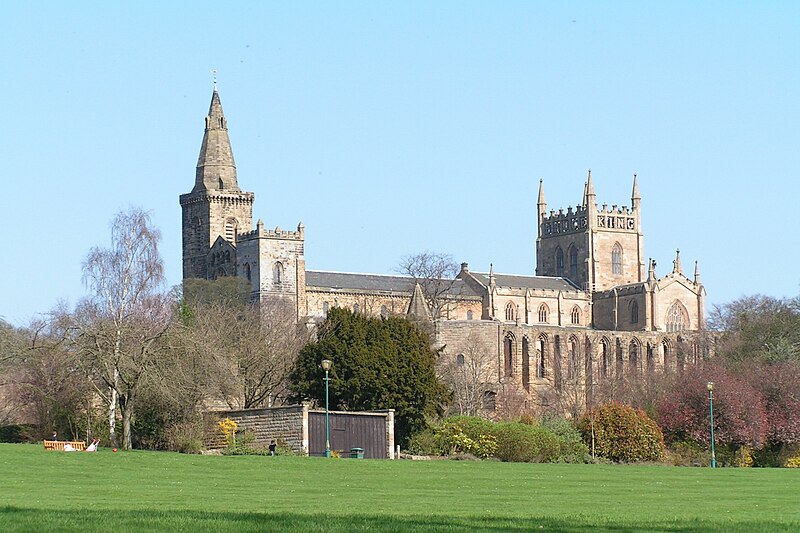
[120,394,133,450]
[108,383,118,447]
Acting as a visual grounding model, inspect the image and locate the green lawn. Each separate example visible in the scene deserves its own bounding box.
[1,443,797,532]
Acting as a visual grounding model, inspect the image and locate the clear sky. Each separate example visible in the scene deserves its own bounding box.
[2,2,799,325]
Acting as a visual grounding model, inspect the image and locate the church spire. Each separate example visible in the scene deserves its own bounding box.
[585,169,596,206]
[631,173,641,210]
[194,86,239,193]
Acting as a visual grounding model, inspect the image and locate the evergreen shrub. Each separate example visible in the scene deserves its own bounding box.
[579,402,665,463]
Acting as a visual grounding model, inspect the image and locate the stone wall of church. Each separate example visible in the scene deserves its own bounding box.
[591,229,642,291]
[305,291,483,321]
[537,233,589,288]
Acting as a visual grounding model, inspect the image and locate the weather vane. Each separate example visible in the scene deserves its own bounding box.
[212,68,217,89]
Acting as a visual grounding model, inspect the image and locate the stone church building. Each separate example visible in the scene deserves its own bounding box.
[181,87,707,414]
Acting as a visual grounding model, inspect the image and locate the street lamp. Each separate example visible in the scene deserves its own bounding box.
[707,381,716,469]
[321,359,333,458]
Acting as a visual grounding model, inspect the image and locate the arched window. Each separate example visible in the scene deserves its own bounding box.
[631,301,639,324]
[503,334,514,377]
[380,305,388,318]
[616,338,624,377]
[536,336,547,378]
[505,302,515,321]
[555,248,565,276]
[600,339,609,378]
[456,353,465,366]
[273,262,284,285]
[554,336,562,390]
[538,304,548,324]
[483,391,497,412]
[569,246,578,278]
[322,301,329,317]
[666,302,688,332]
[629,340,640,373]
[224,217,239,242]
[571,306,581,325]
[353,303,360,314]
[466,310,473,320]
[568,336,580,379]
[662,340,671,370]
[522,338,530,391]
[243,262,251,281]
[612,243,623,275]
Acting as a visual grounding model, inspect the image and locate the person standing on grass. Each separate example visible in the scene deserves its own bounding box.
[269,440,277,456]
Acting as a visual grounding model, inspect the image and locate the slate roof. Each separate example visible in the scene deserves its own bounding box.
[470,272,581,292]
[306,271,481,298]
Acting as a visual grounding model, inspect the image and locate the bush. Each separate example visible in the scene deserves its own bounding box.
[667,440,711,467]
[493,422,560,463]
[0,424,37,443]
[579,402,665,463]
[405,427,439,455]
[539,416,590,463]
[435,417,497,458]
[165,420,206,454]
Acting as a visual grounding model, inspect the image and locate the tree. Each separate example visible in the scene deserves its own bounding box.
[77,208,171,449]
[439,331,496,417]
[656,361,768,450]
[179,278,308,409]
[289,307,450,445]
[399,252,462,320]
[709,294,800,364]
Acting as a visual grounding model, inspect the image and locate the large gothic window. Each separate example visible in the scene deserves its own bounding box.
[631,301,639,324]
[505,302,515,321]
[503,335,514,377]
[522,338,530,391]
[666,301,688,332]
[538,304,549,324]
[612,243,623,275]
[555,248,565,276]
[569,246,578,279]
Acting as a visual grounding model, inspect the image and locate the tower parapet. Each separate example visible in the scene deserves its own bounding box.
[596,203,638,232]
[539,204,589,237]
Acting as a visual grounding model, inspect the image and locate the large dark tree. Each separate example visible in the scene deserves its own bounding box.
[289,308,450,445]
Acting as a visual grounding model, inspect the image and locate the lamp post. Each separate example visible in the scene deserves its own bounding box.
[321,359,332,458]
[707,381,716,469]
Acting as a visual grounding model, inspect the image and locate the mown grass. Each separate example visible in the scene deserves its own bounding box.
[1,443,797,532]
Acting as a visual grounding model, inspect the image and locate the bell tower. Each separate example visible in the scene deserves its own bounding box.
[180,85,254,279]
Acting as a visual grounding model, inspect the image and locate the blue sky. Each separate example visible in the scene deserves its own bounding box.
[2,2,798,325]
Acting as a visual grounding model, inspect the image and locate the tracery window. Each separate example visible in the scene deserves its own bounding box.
[538,304,548,324]
[555,248,565,276]
[570,306,580,325]
[505,302,515,321]
[612,243,623,275]
[666,302,688,332]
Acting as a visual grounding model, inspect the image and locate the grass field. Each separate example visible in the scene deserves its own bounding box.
[1,443,798,532]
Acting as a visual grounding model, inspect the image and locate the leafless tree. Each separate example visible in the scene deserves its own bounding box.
[439,332,496,416]
[77,208,171,449]
[178,280,308,409]
[399,252,462,320]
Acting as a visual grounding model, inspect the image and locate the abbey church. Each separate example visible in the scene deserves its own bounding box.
[181,87,707,412]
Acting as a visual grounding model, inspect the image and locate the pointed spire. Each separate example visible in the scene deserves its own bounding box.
[631,173,640,209]
[537,179,546,206]
[584,169,596,208]
[694,260,701,284]
[193,86,239,193]
[407,283,432,321]
[647,258,656,282]
[672,249,682,274]
[488,264,496,287]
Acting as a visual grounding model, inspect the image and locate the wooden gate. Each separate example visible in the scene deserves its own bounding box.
[308,412,388,458]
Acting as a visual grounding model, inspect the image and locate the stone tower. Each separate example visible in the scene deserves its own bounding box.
[180,86,254,279]
[536,172,645,292]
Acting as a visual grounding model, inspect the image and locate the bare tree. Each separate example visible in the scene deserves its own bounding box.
[439,332,496,416]
[399,252,461,320]
[77,208,171,449]
[178,280,308,409]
